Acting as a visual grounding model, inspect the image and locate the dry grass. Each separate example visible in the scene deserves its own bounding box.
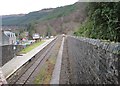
[34,38,61,84]
[34,56,56,84]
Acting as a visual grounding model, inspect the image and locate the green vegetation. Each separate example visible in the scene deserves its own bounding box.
[20,41,45,54]
[2,3,77,26]
[2,11,49,25]
[27,23,36,39]
[2,3,78,37]
[40,4,77,20]
[74,2,120,42]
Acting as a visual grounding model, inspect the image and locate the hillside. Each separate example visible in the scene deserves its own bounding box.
[2,3,81,26]
[2,9,51,26]
[2,2,87,35]
[74,2,120,42]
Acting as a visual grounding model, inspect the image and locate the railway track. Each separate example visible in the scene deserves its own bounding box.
[60,36,72,84]
[7,36,62,85]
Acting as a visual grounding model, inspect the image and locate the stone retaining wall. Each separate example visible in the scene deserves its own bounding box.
[0,45,23,66]
[67,36,120,84]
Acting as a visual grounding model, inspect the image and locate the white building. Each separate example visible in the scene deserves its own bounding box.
[32,33,40,40]
[0,30,16,45]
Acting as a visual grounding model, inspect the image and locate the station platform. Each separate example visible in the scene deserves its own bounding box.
[1,38,55,79]
[0,68,7,85]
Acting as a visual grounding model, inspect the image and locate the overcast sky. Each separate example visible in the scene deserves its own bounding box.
[0,0,78,15]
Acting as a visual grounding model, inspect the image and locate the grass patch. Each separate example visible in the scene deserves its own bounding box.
[34,56,57,84]
[20,41,45,54]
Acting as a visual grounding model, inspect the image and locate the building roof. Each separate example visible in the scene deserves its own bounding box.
[4,31,15,37]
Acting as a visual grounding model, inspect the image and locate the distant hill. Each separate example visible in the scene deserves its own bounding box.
[2,9,51,26]
[2,2,87,35]
[2,3,79,26]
